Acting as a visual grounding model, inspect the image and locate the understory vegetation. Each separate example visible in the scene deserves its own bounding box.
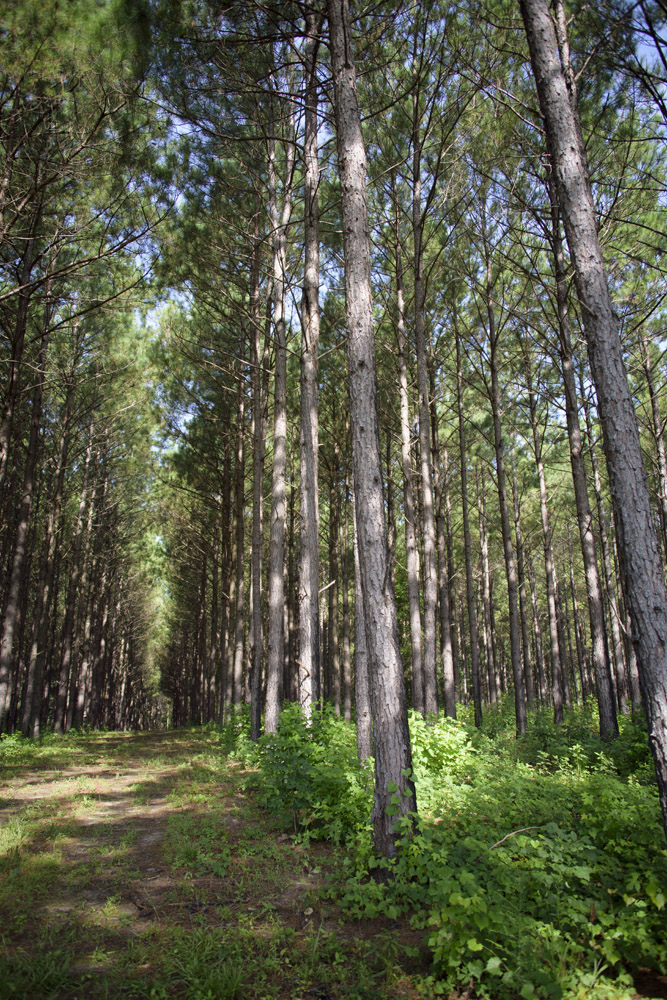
[0,705,665,1000]
[242,702,666,1000]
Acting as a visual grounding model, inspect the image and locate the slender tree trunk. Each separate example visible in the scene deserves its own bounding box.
[580,379,629,713]
[265,101,295,735]
[298,8,322,718]
[512,462,536,708]
[639,328,667,559]
[218,445,232,724]
[477,468,498,705]
[0,318,49,732]
[525,352,564,724]
[209,515,219,722]
[0,234,37,495]
[455,308,482,727]
[395,206,424,713]
[521,0,667,837]
[568,525,589,702]
[249,231,266,739]
[548,181,618,737]
[527,549,548,703]
[353,500,372,761]
[328,479,341,714]
[485,252,526,735]
[341,480,352,721]
[412,111,438,720]
[21,389,72,736]
[232,361,245,712]
[430,367,456,717]
[328,0,416,856]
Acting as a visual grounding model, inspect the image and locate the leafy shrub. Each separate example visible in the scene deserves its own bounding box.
[254,703,372,844]
[340,705,666,1000]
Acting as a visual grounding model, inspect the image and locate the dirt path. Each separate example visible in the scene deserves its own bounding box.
[0,729,425,1000]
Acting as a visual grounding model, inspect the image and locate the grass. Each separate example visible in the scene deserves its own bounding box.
[0,705,665,999]
[0,726,424,1000]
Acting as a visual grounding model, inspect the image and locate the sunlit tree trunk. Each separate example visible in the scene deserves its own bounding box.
[477,467,498,705]
[353,500,372,761]
[512,462,536,708]
[394,203,424,713]
[548,180,618,737]
[521,0,667,838]
[484,248,526,735]
[430,366,455,717]
[412,97,438,720]
[580,379,629,712]
[328,0,416,856]
[265,94,295,735]
[455,307,482,727]
[298,9,321,716]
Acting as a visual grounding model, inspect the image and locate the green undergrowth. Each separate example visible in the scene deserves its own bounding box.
[237,701,666,1000]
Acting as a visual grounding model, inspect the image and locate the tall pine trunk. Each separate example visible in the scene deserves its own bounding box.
[298,8,321,717]
[521,0,667,838]
[328,0,416,856]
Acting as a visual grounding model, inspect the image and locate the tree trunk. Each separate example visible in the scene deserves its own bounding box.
[353,500,372,761]
[548,180,618,737]
[395,205,424,714]
[412,107,438,720]
[328,0,416,856]
[512,462,536,708]
[341,479,352,721]
[580,377,629,713]
[525,354,564,724]
[430,366,456,717]
[521,0,667,837]
[477,467,498,705]
[265,101,295,735]
[485,252,526,735]
[298,9,322,717]
[232,361,245,713]
[455,307,482,727]
[0,317,49,733]
[639,328,667,560]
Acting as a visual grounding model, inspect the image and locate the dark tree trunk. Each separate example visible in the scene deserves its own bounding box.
[0,318,48,733]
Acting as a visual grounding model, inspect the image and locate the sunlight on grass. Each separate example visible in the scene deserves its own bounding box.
[0,718,664,999]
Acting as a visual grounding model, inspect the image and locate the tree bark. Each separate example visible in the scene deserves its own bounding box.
[512,462,536,708]
[485,251,526,735]
[328,0,416,856]
[477,467,498,705]
[0,315,49,733]
[412,98,438,720]
[430,366,456,718]
[298,10,322,718]
[525,351,564,724]
[395,205,424,714]
[455,307,483,727]
[265,98,295,735]
[353,500,372,761]
[521,0,667,837]
[548,180,618,737]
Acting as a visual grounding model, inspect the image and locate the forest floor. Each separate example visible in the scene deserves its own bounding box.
[0,728,431,999]
[1,726,666,1000]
